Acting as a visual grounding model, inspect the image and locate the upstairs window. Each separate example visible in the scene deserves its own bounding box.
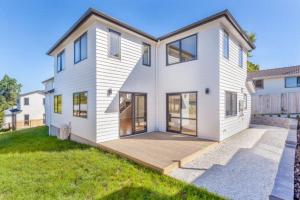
[74,33,87,63]
[142,43,151,66]
[253,79,264,89]
[57,50,65,72]
[225,91,237,117]
[24,98,29,106]
[285,77,300,88]
[54,95,62,114]
[239,46,243,67]
[223,30,229,59]
[166,34,197,65]
[73,92,88,118]
[109,29,121,59]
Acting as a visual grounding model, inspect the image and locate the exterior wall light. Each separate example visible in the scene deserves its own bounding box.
[205,88,210,94]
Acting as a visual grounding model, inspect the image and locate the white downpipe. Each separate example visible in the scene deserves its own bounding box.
[155,40,160,131]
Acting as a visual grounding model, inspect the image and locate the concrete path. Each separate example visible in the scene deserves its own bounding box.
[171,125,289,200]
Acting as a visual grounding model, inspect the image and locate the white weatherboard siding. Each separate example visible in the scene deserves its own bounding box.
[50,20,97,143]
[3,91,45,128]
[95,20,156,143]
[254,77,300,95]
[44,94,53,127]
[43,79,54,127]
[17,93,45,122]
[157,22,221,140]
[219,29,251,140]
[46,12,253,144]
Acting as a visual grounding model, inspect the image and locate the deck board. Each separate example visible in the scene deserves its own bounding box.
[98,132,217,174]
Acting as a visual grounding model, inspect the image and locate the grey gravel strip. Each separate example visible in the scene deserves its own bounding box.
[269,130,296,200]
[171,125,289,200]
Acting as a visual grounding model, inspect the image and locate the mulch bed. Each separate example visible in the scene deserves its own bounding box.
[295,121,300,199]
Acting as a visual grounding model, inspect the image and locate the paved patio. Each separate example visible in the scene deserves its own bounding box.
[171,125,290,200]
[98,132,217,174]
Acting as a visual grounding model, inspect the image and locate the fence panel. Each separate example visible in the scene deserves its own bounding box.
[252,92,300,114]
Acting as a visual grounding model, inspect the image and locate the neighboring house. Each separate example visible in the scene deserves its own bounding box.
[44,8,254,145]
[3,90,46,130]
[248,65,300,95]
[248,65,300,114]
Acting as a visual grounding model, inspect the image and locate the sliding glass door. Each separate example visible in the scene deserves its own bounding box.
[134,94,147,133]
[119,92,147,136]
[167,92,197,136]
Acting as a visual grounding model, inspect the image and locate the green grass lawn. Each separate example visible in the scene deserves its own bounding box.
[0,126,224,200]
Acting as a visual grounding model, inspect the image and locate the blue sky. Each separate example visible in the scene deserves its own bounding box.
[0,0,299,93]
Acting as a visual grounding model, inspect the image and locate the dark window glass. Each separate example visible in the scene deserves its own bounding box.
[225,91,237,117]
[181,35,197,62]
[109,30,121,59]
[166,34,197,65]
[74,33,87,63]
[285,77,300,88]
[73,92,88,118]
[80,33,87,60]
[239,46,243,67]
[223,31,229,59]
[74,40,81,63]
[24,98,29,106]
[142,43,151,66]
[54,95,62,114]
[57,50,65,72]
[24,114,30,126]
[167,40,180,65]
[253,79,264,89]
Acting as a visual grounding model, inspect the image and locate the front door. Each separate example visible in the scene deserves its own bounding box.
[167,92,197,136]
[119,92,147,136]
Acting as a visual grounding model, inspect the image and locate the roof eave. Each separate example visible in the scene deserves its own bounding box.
[47,8,255,56]
[46,8,157,55]
[158,9,255,50]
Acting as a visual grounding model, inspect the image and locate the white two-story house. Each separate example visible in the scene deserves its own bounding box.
[3,90,45,130]
[248,65,300,114]
[44,8,254,145]
[248,65,300,95]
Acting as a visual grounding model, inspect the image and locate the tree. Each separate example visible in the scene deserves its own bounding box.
[0,75,22,127]
[246,32,260,72]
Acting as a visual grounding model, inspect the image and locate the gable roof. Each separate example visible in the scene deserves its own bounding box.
[157,9,254,49]
[47,8,254,55]
[20,90,44,97]
[42,77,54,84]
[247,65,300,80]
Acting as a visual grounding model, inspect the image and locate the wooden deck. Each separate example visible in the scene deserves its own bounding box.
[98,132,217,174]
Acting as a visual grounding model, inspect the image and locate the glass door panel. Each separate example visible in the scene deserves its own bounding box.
[119,93,133,136]
[134,94,147,133]
[167,92,197,135]
[181,119,196,135]
[167,94,181,132]
[181,93,197,135]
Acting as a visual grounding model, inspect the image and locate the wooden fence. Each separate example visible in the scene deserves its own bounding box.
[252,92,300,114]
